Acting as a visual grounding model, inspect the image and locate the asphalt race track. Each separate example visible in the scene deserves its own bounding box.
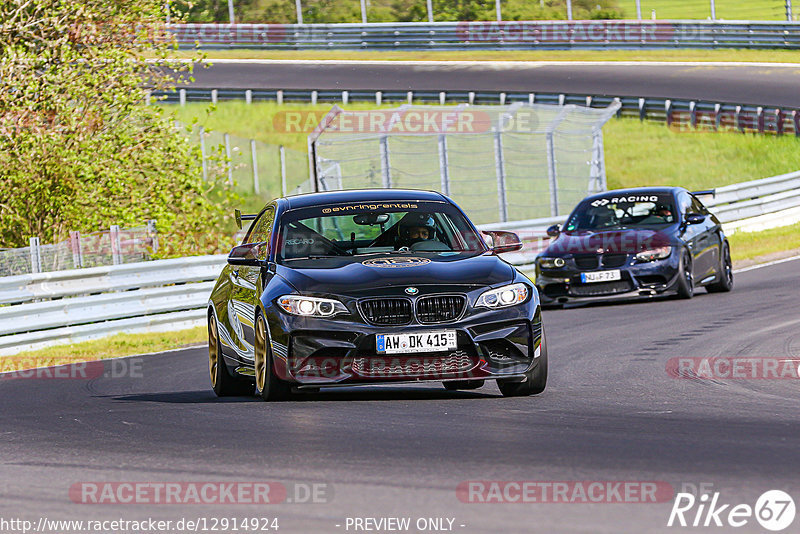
[3,257,800,533]
[186,60,800,108]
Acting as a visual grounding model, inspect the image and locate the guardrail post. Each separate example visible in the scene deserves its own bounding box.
[690,101,697,129]
[493,127,508,223]
[558,94,565,106]
[792,110,800,137]
[342,90,349,105]
[757,107,765,134]
[545,132,559,216]
[295,0,303,24]
[199,126,208,181]
[379,135,391,188]
[787,0,793,21]
[69,231,83,269]
[529,93,535,105]
[29,237,41,274]
[407,91,413,104]
[638,98,646,121]
[714,103,722,130]
[775,109,784,136]
[468,92,475,105]
[438,134,450,197]
[665,100,672,127]
[311,90,318,105]
[735,105,743,133]
[147,220,159,255]
[245,89,252,104]
[586,96,593,107]
[500,92,506,105]
[375,91,382,105]
[439,92,446,105]
[251,139,260,195]
[277,90,284,105]
[280,145,287,196]
[224,133,233,185]
[211,89,218,104]
[110,225,122,265]
[179,88,186,106]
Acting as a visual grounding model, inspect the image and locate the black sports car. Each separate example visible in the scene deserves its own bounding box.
[535,187,733,306]
[207,189,547,400]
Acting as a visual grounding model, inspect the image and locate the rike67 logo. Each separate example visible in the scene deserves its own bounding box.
[668,489,795,531]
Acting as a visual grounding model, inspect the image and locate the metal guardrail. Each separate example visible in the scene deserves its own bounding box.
[156,88,800,136]
[169,21,800,50]
[1,172,798,355]
[0,255,225,355]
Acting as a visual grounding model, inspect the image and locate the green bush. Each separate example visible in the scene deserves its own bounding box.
[0,0,238,256]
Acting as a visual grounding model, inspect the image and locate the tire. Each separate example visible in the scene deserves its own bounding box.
[706,242,733,293]
[443,380,485,391]
[209,313,254,397]
[254,312,292,402]
[498,329,548,397]
[675,250,694,299]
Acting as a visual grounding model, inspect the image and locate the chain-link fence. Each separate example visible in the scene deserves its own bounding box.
[185,126,311,199]
[309,103,619,226]
[0,224,157,277]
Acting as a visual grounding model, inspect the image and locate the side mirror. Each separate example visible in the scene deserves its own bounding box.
[228,242,267,266]
[482,230,523,254]
[685,213,706,225]
[546,224,561,238]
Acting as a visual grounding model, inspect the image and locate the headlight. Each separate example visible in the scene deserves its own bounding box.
[538,256,565,269]
[635,246,672,262]
[475,283,529,309]
[277,295,348,317]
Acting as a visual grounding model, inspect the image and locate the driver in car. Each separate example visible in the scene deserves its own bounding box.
[396,213,437,249]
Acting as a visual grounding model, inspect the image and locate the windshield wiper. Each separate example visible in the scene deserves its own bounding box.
[283,255,344,261]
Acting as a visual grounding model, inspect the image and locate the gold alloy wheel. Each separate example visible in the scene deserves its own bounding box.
[208,315,218,387]
[255,316,267,393]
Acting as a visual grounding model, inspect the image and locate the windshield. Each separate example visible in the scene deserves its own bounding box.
[565,194,676,231]
[276,200,485,263]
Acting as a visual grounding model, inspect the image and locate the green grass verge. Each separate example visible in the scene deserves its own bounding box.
[173,49,800,63]
[638,0,787,21]
[729,222,800,263]
[603,119,800,191]
[1,327,207,372]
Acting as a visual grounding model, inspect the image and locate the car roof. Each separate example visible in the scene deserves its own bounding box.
[282,189,448,209]
[582,186,685,202]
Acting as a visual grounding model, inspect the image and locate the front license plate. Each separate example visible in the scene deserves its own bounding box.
[376,331,457,354]
[581,270,622,283]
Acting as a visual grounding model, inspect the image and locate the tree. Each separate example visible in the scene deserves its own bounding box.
[0,0,237,256]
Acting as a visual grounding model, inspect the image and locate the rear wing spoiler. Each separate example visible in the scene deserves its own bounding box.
[234,209,258,230]
[691,189,716,198]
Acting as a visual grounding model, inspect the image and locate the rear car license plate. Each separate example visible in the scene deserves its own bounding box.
[376,331,457,354]
[581,270,622,283]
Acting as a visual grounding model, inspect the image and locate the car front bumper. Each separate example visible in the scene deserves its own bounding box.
[263,307,543,386]
[535,254,682,304]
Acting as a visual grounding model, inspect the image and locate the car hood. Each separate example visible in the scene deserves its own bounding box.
[275,253,515,294]
[543,227,675,256]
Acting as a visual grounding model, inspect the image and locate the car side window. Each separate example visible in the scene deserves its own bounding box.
[677,192,693,216]
[690,195,708,215]
[245,207,275,259]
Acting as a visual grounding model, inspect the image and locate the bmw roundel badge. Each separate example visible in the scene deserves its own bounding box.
[405,287,419,295]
